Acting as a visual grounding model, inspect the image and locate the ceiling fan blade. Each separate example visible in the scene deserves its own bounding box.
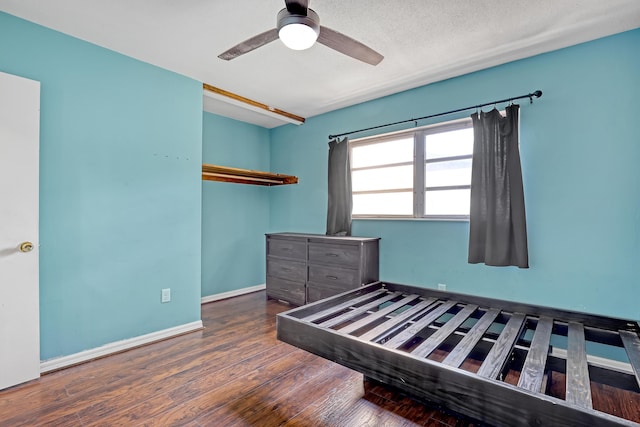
[218,28,279,60]
[317,26,383,65]
[284,0,308,15]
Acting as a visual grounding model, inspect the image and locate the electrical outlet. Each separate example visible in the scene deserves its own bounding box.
[437,283,447,291]
[161,288,171,303]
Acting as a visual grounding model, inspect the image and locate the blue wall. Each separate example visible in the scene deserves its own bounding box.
[202,113,270,296]
[0,12,203,359]
[270,29,640,320]
[2,8,638,362]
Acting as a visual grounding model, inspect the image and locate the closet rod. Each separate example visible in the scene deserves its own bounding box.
[328,90,542,140]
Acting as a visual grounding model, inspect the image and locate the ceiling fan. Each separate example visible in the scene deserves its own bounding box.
[218,0,383,66]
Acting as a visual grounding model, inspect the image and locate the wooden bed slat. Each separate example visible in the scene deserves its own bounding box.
[358,298,438,342]
[301,289,387,323]
[443,308,501,368]
[383,300,457,349]
[566,322,593,409]
[318,292,401,328]
[338,294,422,334]
[517,316,553,392]
[619,330,640,388]
[411,304,479,358]
[277,282,640,427]
[477,313,526,379]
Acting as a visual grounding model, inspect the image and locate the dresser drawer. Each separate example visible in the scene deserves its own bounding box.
[308,264,359,287]
[308,242,360,267]
[267,258,306,282]
[267,238,306,260]
[307,281,357,303]
[266,233,379,305]
[266,276,305,306]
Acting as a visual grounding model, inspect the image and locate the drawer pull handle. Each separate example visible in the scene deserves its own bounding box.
[282,268,292,272]
[326,253,339,257]
[326,275,338,280]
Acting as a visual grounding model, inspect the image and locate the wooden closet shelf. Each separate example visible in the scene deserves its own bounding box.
[202,164,298,186]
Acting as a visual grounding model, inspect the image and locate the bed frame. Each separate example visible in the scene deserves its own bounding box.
[276,281,640,427]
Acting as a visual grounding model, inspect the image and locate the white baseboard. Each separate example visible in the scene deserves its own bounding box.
[40,285,266,373]
[551,347,633,374]
[201,283,266,304]
[40,320,204,374]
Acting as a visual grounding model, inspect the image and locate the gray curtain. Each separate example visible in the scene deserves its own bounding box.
[326,137,352,236]
[468,104,528,268]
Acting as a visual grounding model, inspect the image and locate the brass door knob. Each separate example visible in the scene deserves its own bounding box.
[19,242,34,253]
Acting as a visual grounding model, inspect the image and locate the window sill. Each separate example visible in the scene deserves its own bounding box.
[353,216,469,223]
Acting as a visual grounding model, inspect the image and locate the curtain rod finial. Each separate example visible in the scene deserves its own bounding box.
[533,90,542,98]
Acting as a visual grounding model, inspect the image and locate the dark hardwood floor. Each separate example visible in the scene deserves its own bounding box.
[0,291,472,427]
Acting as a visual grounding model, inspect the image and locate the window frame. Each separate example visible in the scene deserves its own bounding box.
[350,117,473,221]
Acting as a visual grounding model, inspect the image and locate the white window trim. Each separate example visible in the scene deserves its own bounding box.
[350,117,473,221]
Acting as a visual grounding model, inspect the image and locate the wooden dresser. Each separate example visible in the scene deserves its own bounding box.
[266,233,380,305]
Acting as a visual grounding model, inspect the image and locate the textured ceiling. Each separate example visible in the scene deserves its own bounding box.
[1,0,639,128]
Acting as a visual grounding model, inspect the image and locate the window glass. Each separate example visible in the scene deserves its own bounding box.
[425,159,472,188]
[425,128,474,159]
[351,137,413,168]
[353,192,413,216]
[352,165,413,192]
[350,119,473,219]
[424,189,471,216]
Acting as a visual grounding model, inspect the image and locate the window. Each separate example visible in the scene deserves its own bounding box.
[350,118,473,219]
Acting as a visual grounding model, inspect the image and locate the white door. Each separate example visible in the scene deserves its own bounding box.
[0,71,40,390]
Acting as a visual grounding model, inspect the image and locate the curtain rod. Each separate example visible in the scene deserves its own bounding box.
[328,90,543,140]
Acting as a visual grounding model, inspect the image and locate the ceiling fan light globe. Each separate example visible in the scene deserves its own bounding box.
[276,8,320,51]
[279,23,318,50]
